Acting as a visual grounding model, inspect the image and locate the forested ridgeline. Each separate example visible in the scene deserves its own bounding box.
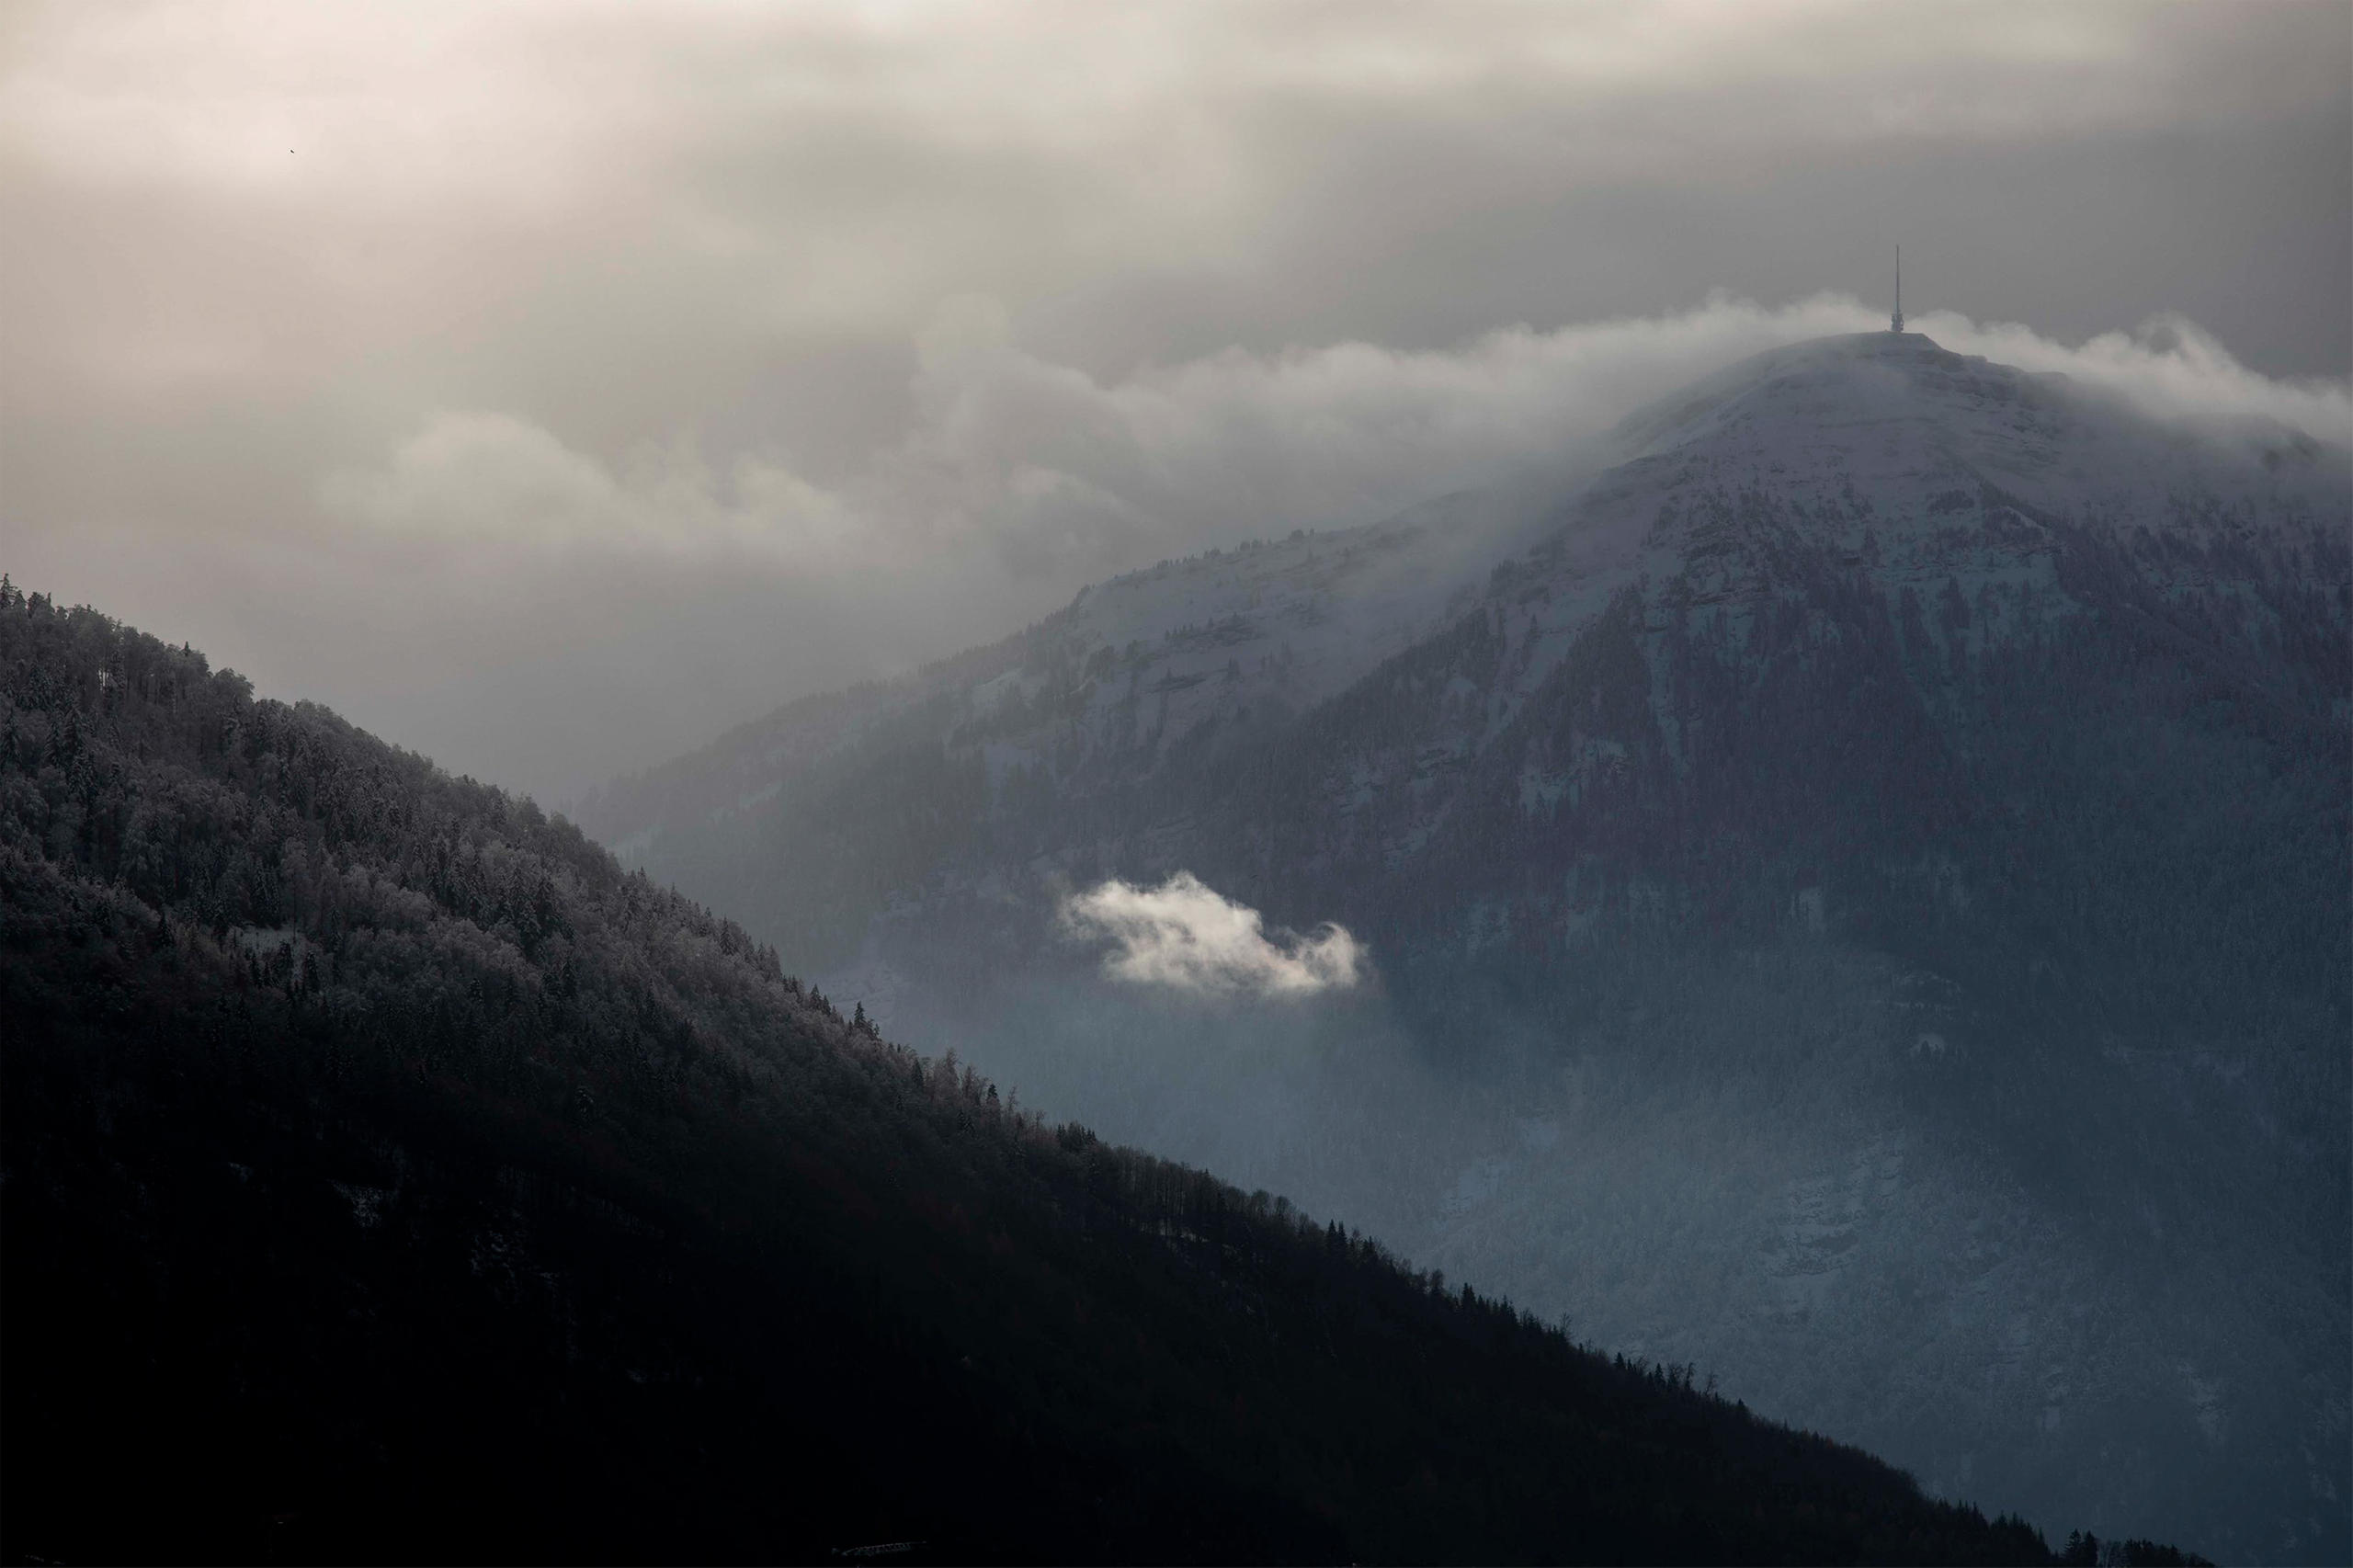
[3,581,2186,1565]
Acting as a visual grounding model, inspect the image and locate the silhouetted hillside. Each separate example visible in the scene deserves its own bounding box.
[0,578,2169,1564]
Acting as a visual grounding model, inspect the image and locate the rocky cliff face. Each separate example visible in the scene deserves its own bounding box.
[578,335,2350,1562]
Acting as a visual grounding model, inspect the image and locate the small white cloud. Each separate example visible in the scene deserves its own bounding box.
[1063,872,1365,999]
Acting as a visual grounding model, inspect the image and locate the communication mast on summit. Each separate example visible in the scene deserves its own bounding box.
[1890,245,1904,335]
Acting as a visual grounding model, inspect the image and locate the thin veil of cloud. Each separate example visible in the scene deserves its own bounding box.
[1063,873,1365,999]
[318,412,858,566]
[1922,311,2353,443]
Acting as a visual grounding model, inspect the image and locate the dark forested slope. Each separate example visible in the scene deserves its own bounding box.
[0,580,2159,1564]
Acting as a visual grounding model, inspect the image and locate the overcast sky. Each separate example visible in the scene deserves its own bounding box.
[5,1,2347,805]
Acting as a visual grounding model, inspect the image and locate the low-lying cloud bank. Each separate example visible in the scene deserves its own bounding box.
[57,292,2344,804]
[1063,873,1365,1000]
[286,291,2353,800]
[326,292,2352,585]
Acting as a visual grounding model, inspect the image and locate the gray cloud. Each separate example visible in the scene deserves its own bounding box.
[318,292,2347,584]
[13,290,2345,807]
[3,2,2345,801]
[1063,873,1366,999]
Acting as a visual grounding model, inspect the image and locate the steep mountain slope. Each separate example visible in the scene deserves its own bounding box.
[573,479,1559,970]
[0,583,2131,1565]
[580,334,2350,1562]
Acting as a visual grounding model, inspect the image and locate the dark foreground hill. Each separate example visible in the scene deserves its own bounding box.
[0,582,2197,1565]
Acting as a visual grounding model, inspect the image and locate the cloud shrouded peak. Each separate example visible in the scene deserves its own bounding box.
[6,1,2343,803]
[1063,874,1365,1000]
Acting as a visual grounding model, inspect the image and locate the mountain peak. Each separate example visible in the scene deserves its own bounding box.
[1601,328,2338,531]
[1611,331,2030,458]
[561,317,2346,1564]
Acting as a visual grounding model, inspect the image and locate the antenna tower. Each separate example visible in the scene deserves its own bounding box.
[1891,245,1904,334]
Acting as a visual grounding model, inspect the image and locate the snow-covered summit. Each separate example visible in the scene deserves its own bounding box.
[1606,330,2340,528]
[1498,328,2343,643]
[1037,327,2348,775]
